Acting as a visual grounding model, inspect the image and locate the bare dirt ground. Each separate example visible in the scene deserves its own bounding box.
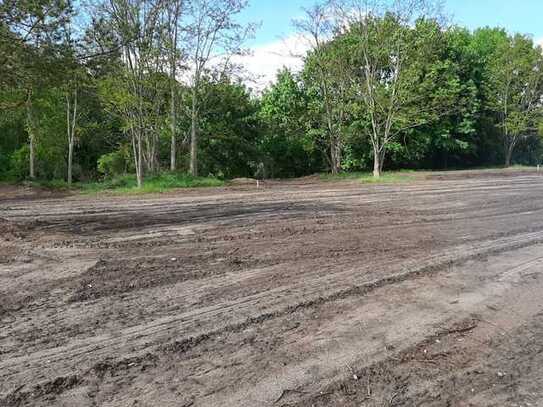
[2,169,543,407]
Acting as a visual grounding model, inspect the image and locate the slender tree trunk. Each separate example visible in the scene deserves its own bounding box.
[379,149,386,174]
[143,131,152,173]
[67,95,72,185]
[66,89,77,186]
[137,134,143,188]
[131,133,138,179]
[26,89,35,179]
[154,133,159,173]
[330,134,341,175]
[504,131,515,168]
[373,148,381,178]
[505,143,513,167]
[166,0,180,171]
[170,83,177,171]
[68,139,73,184]
[131,131,144,188]
[190,91,198,176]
[29,131,35,179]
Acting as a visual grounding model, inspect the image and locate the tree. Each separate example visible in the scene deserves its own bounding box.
[335,0,444,177]
[97,0,166,187]
[0,0,73,179]
[295,3,351,174]
[184,0,253,176]
[195,75,260,177]
[59,10,86,185]
[260,69,321,177]
[383,24,481,170]
[484,34,543,167]
[65,87,78,184]
[163,0,185,171]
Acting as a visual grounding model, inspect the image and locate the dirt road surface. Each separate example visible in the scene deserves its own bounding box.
[2,170,543,406]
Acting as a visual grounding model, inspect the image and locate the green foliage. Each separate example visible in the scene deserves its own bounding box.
[259,69,323,177]
[7,145,30,180]
[97,150,128,178]
[485,34,543,130]
[196,78,261,178]
[1,0,543,184]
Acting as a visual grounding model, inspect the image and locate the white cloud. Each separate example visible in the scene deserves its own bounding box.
[234,34,312,92]
[537,37,543,48]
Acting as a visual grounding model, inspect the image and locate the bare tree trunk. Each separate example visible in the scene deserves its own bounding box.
[131,134,137,177]
[68,138,73,184]
[190,92,198,176]
[134,133,143,188]
[66,89,77,185]
[29,131,35,179]
[153,133,159,173]
[503,127,516,167]
[330,134,341,175]
[167,0,180,172]
[66,95,72,185]
[143,130,158,174]
[137,134,143,188]
[130,129,144,189]
[505,142,514,167]
[170,83,176,171]
[26,89,35,179]
[373,148,381,178]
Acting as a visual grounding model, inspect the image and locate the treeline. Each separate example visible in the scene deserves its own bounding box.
[1,0,542,185]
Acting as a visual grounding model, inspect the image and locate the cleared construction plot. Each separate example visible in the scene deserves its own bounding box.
[2,169,543,406]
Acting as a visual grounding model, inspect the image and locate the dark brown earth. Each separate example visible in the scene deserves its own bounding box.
[2,169,543,407]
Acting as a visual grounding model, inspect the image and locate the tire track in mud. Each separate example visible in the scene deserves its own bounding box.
[3,228,543,401]
[2,175,542,231]
[290,273,543,406]
[7,182,543,309]
[4,188,542,265]
[1,223,538,360]
[5,181,543,253]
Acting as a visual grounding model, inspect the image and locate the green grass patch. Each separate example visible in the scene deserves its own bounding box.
[24,172,224,194]
[359,171,416,184]
[24,179,73,190]
[319,171,368,181]
[321,169,417,184]
[81,173,224,194]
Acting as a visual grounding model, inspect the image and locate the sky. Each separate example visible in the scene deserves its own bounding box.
[237,0,543,90]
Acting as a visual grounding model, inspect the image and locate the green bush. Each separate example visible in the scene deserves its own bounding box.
[97,151,127,178]
[80,172,224,194]
[8,145,30,180]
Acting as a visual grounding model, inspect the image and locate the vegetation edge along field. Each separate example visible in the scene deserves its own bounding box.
[1,0,542,188]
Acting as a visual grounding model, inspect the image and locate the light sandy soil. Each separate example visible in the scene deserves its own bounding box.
[1,169,543,406]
